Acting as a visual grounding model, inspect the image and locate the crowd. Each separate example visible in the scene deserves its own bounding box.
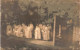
[6,23,51,41]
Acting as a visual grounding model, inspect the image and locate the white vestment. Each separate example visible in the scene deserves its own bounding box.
[17,25,23,37]
[42,26,50,40]
[24,24,34,38]
[23,25,28,38]
[13,25,19,37]
[6,25,12,36]
[35,26,41,39]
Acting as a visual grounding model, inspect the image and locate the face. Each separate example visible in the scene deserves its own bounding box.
[42,25,45,29]
[18,25,21,27]
[14,24,16,27]
[39,24,42,27]
[29,24,33,29]
[30,24,33,26]
[22,24,25,26]
[36,26,38,28]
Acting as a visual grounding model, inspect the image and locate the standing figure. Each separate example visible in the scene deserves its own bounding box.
[17,25,23,38]
[13,25,19,37]
[42,25,46,40]
[35,25,41,39]
[39,24,43,29]
[28,23,34,38]
[39,24,43,39]
[25,23,34,38]
[22,24,28,38]
[6,24,12,36]
[13,24,16,36]
[47,25,51,40]
[42,25,50,41]
[26,26,30,38]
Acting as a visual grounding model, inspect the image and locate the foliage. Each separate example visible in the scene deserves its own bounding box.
[2,0,79,25]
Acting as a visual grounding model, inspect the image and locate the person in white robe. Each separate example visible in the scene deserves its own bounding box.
[35,25,41,39]
[38,24,43,39]
[24,23,34,38]
[41,25,45,40]
[6,24,12,36]
[28,23,34,38]
[17,25,23,37]
[42,25,50,41]
[13,25,19,37]
[13,24,16,36]
[39,24,43,30]
[22,24,28,38]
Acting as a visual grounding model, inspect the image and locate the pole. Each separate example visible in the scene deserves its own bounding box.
[59,25,61,38]
[53,15,56,46]
[79,0,80,45]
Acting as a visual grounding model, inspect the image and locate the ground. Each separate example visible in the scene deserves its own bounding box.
[1,34,76,50]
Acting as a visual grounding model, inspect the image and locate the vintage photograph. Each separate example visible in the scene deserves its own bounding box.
[1,0,80,50]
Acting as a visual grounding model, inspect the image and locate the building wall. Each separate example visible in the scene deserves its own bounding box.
[73,26,80,43]
[73,0,80,43]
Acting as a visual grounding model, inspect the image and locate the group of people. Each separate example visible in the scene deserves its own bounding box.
[6,23,51,40]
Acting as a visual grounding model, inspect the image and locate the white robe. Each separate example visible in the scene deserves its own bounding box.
[29,24,34,38]
[24,24,34,38]
[42,26,50,40]
[27,26,31,38]
[17,25,23,37]
[23,26,28,38]
[6,25,12,36]
[13,25,19,36]
[35,26,41,39]
[27,26,33,38]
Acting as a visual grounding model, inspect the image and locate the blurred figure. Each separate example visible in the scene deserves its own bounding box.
[47,24,52,40]
[39,24,43,29]
[22,24,28,38]
[38,24,43,39]
[17,25,23,37]
[29,23,34,31]
[42,25,50,41]
[35,25,41,39]
[25,23,34,38]
[6,24,12,36]
[13,25,24,37]
[28,23,34,38]
[47,25,51,40]
[13,24,17,36]
[13,24,19,37]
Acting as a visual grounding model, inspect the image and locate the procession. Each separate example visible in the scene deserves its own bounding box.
[6,23,51,41]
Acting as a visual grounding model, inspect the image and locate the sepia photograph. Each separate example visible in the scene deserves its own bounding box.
[1,0,80,50]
